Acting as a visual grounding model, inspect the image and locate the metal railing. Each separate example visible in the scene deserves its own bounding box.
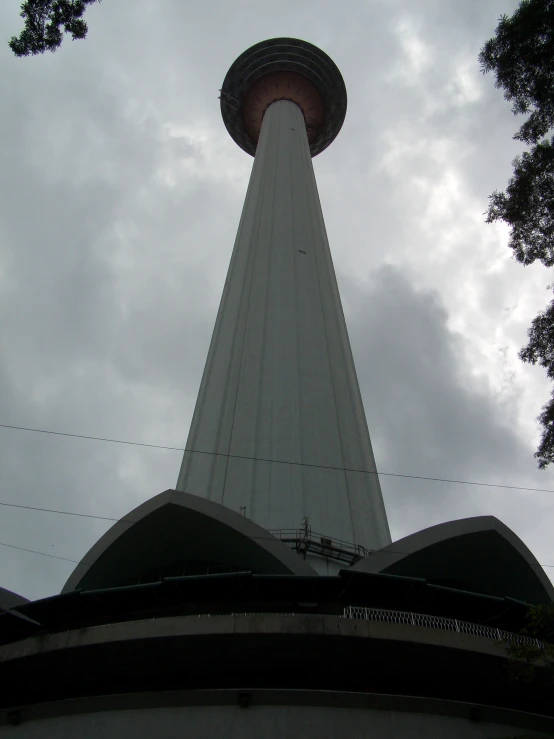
[180,610,545,651]
[268,528,369,564]
[343,606,544,648]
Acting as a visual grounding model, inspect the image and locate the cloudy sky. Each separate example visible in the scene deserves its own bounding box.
[1,0,553,602]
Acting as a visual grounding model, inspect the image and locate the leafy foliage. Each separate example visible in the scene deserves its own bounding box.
[520,299,554,468]
[505,603,554,682]
[9,0,99,57]
[479,0,554,145]
[480,0,554,467]
[486,138,554,266]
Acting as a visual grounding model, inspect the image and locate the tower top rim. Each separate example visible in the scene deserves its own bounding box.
[220,38,347,157]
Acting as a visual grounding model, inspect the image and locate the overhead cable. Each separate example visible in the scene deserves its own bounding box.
[2,422,554,495]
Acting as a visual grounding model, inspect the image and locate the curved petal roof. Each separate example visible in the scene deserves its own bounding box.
[349,516,553,604]
[62,489,315,593]
[0,587,28,611]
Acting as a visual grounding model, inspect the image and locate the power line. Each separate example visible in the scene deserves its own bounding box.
[1,423,553,573]
[185,448,554,495]
[0,500,128,524]
[2,422,554,495]
[2,500,554,571]
[0,423,183,451]
[0,495,553,571]
[0,540,79,564]
[1,533,553,572]
[0,498,553,571]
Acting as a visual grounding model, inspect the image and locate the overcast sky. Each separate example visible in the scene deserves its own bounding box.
[1,0,553,602]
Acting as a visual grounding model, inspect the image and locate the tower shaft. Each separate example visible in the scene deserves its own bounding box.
[177,100,391,567]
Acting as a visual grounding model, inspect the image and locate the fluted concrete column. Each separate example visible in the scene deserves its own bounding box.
[177,100,391,567]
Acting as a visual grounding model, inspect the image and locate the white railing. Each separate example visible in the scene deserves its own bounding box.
[187,609,544,649]
[343,606,544,648]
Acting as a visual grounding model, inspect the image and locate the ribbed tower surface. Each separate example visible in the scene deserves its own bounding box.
[177,39,391,572]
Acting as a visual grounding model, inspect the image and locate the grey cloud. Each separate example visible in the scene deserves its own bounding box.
[345,265,553,558]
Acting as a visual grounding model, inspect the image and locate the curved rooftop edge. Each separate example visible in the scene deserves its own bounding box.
[0,587,28,612]
[220,37,347,157]
[349,516,554,605]
[62,489,316,593]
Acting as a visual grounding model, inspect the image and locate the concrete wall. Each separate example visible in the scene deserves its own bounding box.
[4,614,549,722]
[0,703,547,738]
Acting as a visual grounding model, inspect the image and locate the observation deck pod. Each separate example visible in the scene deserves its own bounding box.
[220,37,347,157]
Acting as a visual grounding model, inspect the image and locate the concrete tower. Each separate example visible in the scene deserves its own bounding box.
[177,39,391,569]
